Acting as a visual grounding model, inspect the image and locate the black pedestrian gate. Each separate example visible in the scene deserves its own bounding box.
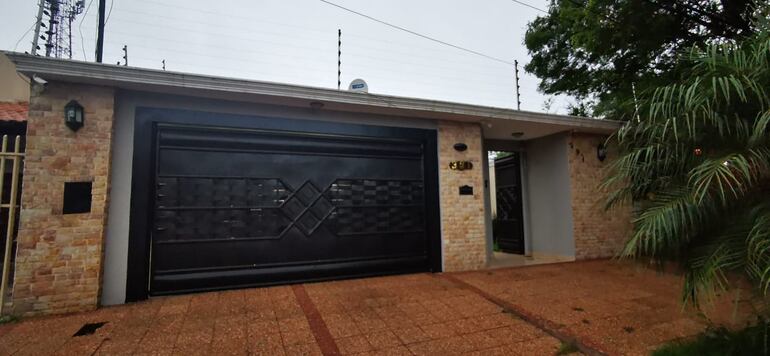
[493,153,525,254]
[126,108,440,300]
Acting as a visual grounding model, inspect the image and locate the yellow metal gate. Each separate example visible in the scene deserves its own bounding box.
[0,135,23,315]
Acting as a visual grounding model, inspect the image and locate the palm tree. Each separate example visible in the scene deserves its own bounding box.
[603,22,770,305]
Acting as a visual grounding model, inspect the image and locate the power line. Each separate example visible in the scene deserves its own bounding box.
[110,4,511,68]
[66,0,533,109]
[510,0,547,13]
[104,0,114,25]
[79,31,515,89]
[78,27,516,88]
[93,51,511,103]
[318,0,516,67]
[13,19,37,52]
[84,14,512,78]
[130,0,506,61]
[78,0,94,60]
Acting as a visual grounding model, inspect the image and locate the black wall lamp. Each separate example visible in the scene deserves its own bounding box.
[64,100,84,132]
[597,142,608,162]
[453,143,467,152]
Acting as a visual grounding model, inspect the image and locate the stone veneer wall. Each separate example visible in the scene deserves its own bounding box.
[438,121,487,271]
[567,133,632,259]
[12,82,114,315]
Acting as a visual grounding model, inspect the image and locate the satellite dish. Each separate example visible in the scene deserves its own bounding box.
[348,78,368,93]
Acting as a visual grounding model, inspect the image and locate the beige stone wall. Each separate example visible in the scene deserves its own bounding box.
[12,82,114,315]
[567,133,632,259]
[438,121,487,271]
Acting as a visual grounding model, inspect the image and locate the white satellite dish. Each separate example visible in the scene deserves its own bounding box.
[348,78,368,93]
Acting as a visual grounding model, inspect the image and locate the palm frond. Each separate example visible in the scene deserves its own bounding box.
[688,153,753,205]
[604,25,770,305]
[622,186,715,258]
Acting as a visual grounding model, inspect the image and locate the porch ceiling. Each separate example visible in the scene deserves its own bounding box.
[4,52,622,139]
[480,116,592,141]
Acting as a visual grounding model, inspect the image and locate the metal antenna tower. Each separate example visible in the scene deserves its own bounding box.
[37,0,85,58]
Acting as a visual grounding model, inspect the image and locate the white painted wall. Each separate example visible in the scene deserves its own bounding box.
[523,132,576,258]
[101,90,438,305]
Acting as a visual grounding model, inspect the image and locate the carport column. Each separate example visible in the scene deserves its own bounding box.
[12,82,115,315]
[438,121,486,271]
[566,133,632,259]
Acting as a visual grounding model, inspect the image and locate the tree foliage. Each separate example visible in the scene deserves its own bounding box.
[524,0,759,117]
[603,21,770,304]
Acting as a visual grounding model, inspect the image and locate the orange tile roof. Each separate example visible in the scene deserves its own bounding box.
[0,102,28,122]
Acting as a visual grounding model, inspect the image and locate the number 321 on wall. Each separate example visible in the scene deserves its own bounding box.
[449,161,473,171]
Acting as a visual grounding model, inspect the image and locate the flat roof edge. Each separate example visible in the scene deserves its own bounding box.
[4,52,622,132]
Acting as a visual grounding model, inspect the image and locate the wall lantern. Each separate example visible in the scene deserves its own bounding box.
[64,100,84,132]
[597,142,607,162]
[453,143,468,152]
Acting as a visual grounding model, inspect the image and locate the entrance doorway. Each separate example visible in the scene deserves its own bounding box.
[484,135,579,269]
[492,153,525,254]
[488,150,527,267]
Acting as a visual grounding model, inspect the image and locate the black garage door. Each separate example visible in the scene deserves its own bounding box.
[126,108,440,300]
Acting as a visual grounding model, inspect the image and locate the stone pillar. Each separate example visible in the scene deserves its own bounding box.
[12,82,114,315]
[438,121,486,271]
[567,133,631,260]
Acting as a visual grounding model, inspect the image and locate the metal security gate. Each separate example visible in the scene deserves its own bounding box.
[127,108,440,299]
[0,136,23,315]
[493,153,525,254]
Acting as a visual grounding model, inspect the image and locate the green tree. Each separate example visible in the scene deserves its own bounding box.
[524,0,759,117]
[603,20,770,304]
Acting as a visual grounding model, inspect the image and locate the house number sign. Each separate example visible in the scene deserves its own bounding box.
[449,161,473,171]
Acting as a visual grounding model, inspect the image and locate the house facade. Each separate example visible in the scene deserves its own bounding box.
[2,53,630,316]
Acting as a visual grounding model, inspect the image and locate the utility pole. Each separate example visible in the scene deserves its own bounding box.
[514,60,521,110]
[337,29,342,90]
[95,0,106,62]
[122,45,128,66]
[31,0,45,55]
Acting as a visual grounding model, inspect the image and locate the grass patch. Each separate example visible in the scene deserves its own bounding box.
[653,324,769,356]
[0,314,18,325]
[556,341,580,355]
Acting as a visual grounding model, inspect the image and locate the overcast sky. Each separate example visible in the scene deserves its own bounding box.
[1,0,570,113]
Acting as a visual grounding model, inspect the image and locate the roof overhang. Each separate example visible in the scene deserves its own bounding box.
[4,52,622,140]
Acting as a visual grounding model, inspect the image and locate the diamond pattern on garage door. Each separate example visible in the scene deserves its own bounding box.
[154,177,425,241]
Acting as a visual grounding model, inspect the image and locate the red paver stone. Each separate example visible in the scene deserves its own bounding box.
[0,260,756,356]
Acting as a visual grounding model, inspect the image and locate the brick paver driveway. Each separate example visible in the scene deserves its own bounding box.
[0,260,757,356]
